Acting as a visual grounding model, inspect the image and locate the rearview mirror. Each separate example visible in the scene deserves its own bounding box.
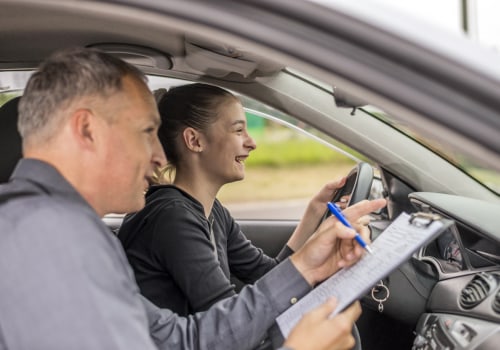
[333,87,367,108]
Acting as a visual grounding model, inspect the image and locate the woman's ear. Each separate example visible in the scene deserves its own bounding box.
[182,127,203,152]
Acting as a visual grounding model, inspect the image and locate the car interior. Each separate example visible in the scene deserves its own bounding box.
[1,1,500,349]
[0,96,22,183]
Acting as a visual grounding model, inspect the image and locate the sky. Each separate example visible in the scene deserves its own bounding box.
[365,0,500,52]
[312,0,500,53]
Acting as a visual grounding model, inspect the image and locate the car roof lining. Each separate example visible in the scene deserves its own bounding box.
[0,1,183,65]
[0,1,283,80]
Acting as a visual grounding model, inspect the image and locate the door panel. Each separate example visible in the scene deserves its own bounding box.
[237,220,297,257]
[231,219,297,292]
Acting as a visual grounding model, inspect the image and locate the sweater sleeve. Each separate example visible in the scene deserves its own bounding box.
[151,203,237,312]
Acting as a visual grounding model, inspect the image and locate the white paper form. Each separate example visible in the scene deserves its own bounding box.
[276,212,452,338]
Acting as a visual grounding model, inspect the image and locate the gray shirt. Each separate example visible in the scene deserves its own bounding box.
[0,159,310,350]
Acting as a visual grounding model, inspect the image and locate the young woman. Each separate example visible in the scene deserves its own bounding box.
[118,83,347,316]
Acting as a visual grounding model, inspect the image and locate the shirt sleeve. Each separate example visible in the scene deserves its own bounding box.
[1,198,312,350]
[151,203,237,312]
[0,202,156,350]
[146,258,311,350]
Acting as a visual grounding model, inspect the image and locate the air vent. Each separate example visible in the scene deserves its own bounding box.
[459,273,497,309]
[493,290,500,313]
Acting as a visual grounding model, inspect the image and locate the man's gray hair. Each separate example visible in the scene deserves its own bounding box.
[18,47,147,144]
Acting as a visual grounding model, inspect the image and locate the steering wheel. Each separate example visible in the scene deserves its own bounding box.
[352,324,362,350]
[332,162,374,207]
[328,163,373,350]
[320,162,374,224]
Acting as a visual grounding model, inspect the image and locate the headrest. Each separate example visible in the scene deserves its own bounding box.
[0,96,22,182]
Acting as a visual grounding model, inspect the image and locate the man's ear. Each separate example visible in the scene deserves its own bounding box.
[182,127,203,152]
[69,108,98,150]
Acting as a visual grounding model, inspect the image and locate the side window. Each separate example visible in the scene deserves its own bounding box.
[0,71,30,107]
[218,97,359,220]
[0,92,21,107]
[144,76,364,221]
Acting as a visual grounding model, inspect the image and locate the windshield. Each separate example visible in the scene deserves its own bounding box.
[284,68,500,195]
[362,106,500,195]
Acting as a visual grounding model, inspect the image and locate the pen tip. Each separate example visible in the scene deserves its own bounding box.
[366,246,373,254]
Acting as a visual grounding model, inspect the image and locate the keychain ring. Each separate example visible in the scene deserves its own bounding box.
[371,283,390,303]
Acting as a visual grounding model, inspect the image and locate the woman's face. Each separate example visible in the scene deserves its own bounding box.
[200,99,257,185]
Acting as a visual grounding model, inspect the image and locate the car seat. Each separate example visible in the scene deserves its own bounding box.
[0,96,23,182]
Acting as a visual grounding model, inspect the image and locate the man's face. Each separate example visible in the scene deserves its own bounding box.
[95,76,165,214]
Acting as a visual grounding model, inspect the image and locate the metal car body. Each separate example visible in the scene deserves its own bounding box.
[1,0,499,349]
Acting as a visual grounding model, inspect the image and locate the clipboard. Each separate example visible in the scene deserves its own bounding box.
[274,211,453,339]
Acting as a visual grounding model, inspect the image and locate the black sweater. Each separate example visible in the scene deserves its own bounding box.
[118,185,292,316]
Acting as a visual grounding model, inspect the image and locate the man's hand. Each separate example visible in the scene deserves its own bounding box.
[290,198,386,286]
[284,299,361,350]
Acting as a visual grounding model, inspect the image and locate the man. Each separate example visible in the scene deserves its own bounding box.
[0,47,386,350]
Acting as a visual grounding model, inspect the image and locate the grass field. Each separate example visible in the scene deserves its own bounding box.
[217,163,355,204]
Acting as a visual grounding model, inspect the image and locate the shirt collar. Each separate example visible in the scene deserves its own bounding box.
[10,158,94,212]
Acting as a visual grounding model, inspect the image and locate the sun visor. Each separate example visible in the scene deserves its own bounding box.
[88,44,173,70]
[185,36,283,78]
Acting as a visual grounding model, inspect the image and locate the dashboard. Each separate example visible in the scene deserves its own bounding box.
[408,192,500,350]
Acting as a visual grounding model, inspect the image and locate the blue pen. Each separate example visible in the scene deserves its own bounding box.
[327,202,373,254]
